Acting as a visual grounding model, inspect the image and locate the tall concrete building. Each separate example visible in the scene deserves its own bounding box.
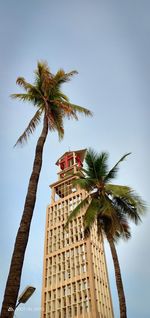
[41,149,114,318]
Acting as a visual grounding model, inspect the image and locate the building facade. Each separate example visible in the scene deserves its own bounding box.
[41,149,114,318]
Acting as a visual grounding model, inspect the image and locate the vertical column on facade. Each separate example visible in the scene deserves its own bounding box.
[86,238,99,318]
[51,187,55,204]
[41,206,49,318]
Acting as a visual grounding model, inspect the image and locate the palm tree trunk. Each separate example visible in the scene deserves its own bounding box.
[107,235,127,318]
[0,115,48,318]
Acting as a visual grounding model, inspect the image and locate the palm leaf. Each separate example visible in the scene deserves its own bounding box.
[54,69,78,85]
[95,152,109,179]
[16,77,30,90]
[104,153,131,183]
[84,149,99,180]
[68,103,93,117]
[16,78,42,96]
[84,149,109,181]
[73,177,96,192]
[105,184,131,196]
[14,77,44,105]
[114,196,141,224]
[11,93,43,108]
[113,212,131,242]
[83,198,100,230]
[35,61,54,96]
[11,93,35,102]
[105,184,146,224]
[65,196,90,229]
[105,184,146,216]
[98,194,123,231]
[53,100,78,120]
[59,92,69,102]
[35,61,52,79]
[14,109,42,146]
[47,105,64,140]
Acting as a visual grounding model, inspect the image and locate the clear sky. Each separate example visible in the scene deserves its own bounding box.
[0,1,149,317]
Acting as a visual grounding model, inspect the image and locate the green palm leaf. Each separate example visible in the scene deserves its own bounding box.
[84,149,109,181]
[104,153,131,183]
[105,184,146,219]
[11,93,35,102]
[46,104,64,140]
[14,109,42,146]
[84,198,100,230]
[73,177,96,192]
[15,77,31,90]
[11,93,43,107]
[105,184,131,196]
[95,152,109,179]
[16,77,42,98]
[112,213,131,242]
[64,196,90,229]
[114,196,141,224]
[84,149,99,180]
[58,92,69,102]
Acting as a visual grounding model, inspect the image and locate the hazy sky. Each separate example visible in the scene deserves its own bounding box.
[0,1,149,317]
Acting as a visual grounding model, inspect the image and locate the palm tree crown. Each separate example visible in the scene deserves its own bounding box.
[11,61,92,145]
[66,148,145,237]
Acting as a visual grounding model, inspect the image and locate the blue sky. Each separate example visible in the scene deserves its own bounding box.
[0,1,149,317]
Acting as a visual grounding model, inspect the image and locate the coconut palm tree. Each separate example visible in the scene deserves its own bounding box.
[65,148,146,318]
[0,61,92,318]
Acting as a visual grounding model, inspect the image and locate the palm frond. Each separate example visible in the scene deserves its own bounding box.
[68,103,93,117]
[95,152,109,179]
[105,184,131,196]
[16,77,30,90]
[105,184,146,217]
[15,76,44,105]
[16,78,41,97]
[14,110,42,146]
[65,196,90,229]
[59,92,69,102]
[113,213,131,242]
[126,190,146,214]
[114,196,145,224]
[98,194,123,232]
[53,100,78,120]
[104,153,131,183]
[35,61,52,78]
[35,61,54,96]
[11,93,43,108]
[11,93,35,102]
[47,105,64,140]
[72,177,96,192]
[53,100,92,121]
[84,149,109,182]
[84,198,99,229]
[84,149,99,180]
[98,195,114,218]
[54,69,78,85]
[105,184,146,224]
